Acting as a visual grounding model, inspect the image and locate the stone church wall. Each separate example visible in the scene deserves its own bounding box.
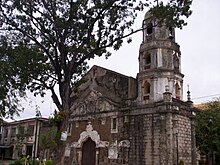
[128,113,162,165]
[127,105,194,165]
[176,115,193,165]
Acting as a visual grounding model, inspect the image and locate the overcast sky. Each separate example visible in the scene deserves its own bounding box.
[10,0,220,121]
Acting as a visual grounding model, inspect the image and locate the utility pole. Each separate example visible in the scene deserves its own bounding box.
[32,110,41,165]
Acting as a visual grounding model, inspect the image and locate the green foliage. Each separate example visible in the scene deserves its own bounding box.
[199,160,206,165]
[15,125,31,157]
[179,160,184,165]
[9,157,31,165]
[9,159,22,165]
[39,127,59,157]
[43,160,53,165]
[196,99,220,164]
[150,0,192,29]
[51,111,66,124]
[48,110,67,132]
[16,124,31,141]
[0,0,192,118]
[32,160,39,165]
[11,159,54,165]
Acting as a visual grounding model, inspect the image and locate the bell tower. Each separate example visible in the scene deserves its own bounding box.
[137,11,184,104]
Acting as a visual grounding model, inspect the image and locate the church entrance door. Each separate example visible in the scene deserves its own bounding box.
[82,138,96,165]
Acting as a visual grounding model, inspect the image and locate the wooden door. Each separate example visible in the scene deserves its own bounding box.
[82,138,96,165]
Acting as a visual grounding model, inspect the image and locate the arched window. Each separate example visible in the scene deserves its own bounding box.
[175,83,181,99]
[111,117,118,133]
[144,53,151,69]
[144,81,151,94]
[173,54,179,71]
[168,27,174,40]
[147,23,153,35]
[143,81,150,100]
[145,53,151,64]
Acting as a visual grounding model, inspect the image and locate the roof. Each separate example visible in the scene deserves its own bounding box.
[90,65,135,79]
[194,104,206,110]
[2,117,49,126]
[72,65,137,99]
[70,65,138,111]
[144,10,153,20]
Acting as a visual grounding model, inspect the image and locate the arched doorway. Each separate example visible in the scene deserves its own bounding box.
[82,138,96,165]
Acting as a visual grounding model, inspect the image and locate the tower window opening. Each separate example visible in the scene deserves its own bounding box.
[173,55,179,71]
[169,27,173,35]
[168,27,174,40]
[111,117,118,133]
[144,53,151,69]
[175,83,181,99]
[67,123,72,135]
[147,23,153,35]
[144,81,150,95]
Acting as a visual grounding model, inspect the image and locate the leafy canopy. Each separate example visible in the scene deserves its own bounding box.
[0,0,192,118]
[39,127,58,152]
[196,99,220,162]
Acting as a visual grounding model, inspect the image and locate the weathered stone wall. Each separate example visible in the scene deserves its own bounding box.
[176,115,193,165]
[127,103,194,165]
[128,113,162,165]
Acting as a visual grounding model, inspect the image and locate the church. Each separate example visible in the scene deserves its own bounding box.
[64,11,197,165]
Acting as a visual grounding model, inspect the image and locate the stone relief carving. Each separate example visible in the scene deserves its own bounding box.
[87,90,101,101]
[94,71,130,99]
[108,140,118,159]
[71,90,115,116]
[100,118,106,125]
[79,104,86,113]
[96,99,112,112]
[118,140,130,148]
[97,141,109,148]
[71,122,109,148]
[71,142,80,148]
[108,146,118,159]
[64,143,71,157]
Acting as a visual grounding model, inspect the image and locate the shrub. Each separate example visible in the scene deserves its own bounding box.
[199,160,206,165]
[45,160,53,165]
[9,158,27,165]
[9,159,22,165]
[179,160,184,165]
[32,160,40,165]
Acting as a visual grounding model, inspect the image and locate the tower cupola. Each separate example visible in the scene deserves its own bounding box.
[143,11,175,42]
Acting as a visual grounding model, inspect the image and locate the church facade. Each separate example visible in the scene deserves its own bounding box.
[64,11,196,165]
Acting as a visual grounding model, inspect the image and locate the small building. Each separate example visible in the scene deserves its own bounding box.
[0,117,49,160]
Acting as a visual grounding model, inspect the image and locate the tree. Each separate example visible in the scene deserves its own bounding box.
[0,0,192,163]
[39,127,58,161]
[195,99,220,165]
[16,125,31,158]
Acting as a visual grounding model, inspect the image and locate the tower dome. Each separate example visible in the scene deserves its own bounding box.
[142,10,176,42]
[144,10,153,20]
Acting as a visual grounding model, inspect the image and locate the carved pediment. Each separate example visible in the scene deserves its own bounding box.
[71,122,109,148]
[70,90,116,116]
[96,98,113,112]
